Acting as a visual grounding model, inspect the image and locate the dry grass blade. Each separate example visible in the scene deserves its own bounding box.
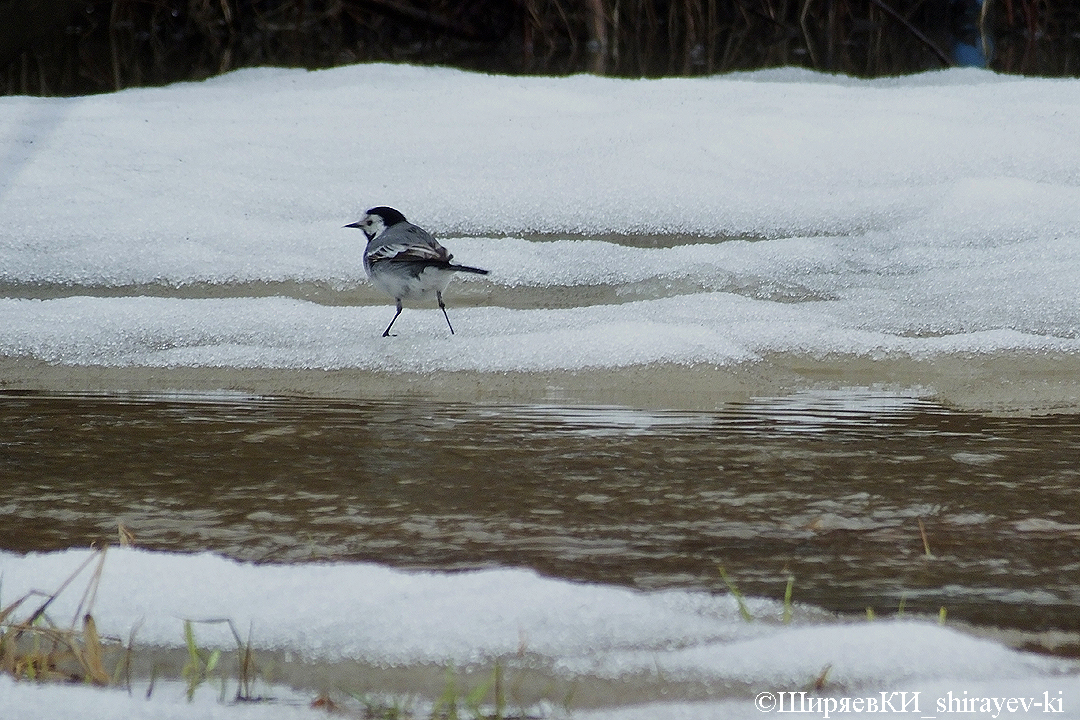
[80,614,112,686]
[0,593,32,626]
[72,547,109,627]
[918,518,933,557]
[119,620,143,692]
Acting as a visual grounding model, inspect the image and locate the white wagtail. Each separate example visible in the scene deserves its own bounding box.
[345,206,489,337]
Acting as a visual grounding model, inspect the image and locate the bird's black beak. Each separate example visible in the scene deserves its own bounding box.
[343,221,363,229]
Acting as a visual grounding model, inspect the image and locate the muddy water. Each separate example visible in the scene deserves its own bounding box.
[2,390,1079,634]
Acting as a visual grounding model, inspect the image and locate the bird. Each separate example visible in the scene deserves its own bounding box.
[345,206,489,337]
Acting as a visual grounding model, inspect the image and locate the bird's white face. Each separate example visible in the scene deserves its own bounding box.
[358,213,386,241]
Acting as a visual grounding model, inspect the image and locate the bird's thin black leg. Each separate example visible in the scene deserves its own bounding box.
[437,291,455,335]
[382,300,403,337]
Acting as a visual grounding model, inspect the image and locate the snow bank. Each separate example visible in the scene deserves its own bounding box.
[2,65,1079,384]
[1,548,1077,720]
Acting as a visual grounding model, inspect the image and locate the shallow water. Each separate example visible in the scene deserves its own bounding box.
[3,391,1079,636]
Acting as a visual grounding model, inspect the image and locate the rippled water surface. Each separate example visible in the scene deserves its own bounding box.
[2,391,1079,633]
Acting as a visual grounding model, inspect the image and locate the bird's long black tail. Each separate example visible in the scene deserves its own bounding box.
[450,264,489,275]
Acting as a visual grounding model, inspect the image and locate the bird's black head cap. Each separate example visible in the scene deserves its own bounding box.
[365,206,408,226]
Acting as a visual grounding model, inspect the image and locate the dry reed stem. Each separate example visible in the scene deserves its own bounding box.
[918,518,933,557]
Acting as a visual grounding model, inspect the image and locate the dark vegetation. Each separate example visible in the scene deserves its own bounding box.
[2,0,1079,96]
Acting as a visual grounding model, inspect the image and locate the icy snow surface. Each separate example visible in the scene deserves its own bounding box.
[2,65,1080,381]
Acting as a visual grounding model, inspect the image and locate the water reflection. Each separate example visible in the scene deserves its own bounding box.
[2,390,1078,632]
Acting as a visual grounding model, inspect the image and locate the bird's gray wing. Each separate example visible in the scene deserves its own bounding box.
[365,223,451,263]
